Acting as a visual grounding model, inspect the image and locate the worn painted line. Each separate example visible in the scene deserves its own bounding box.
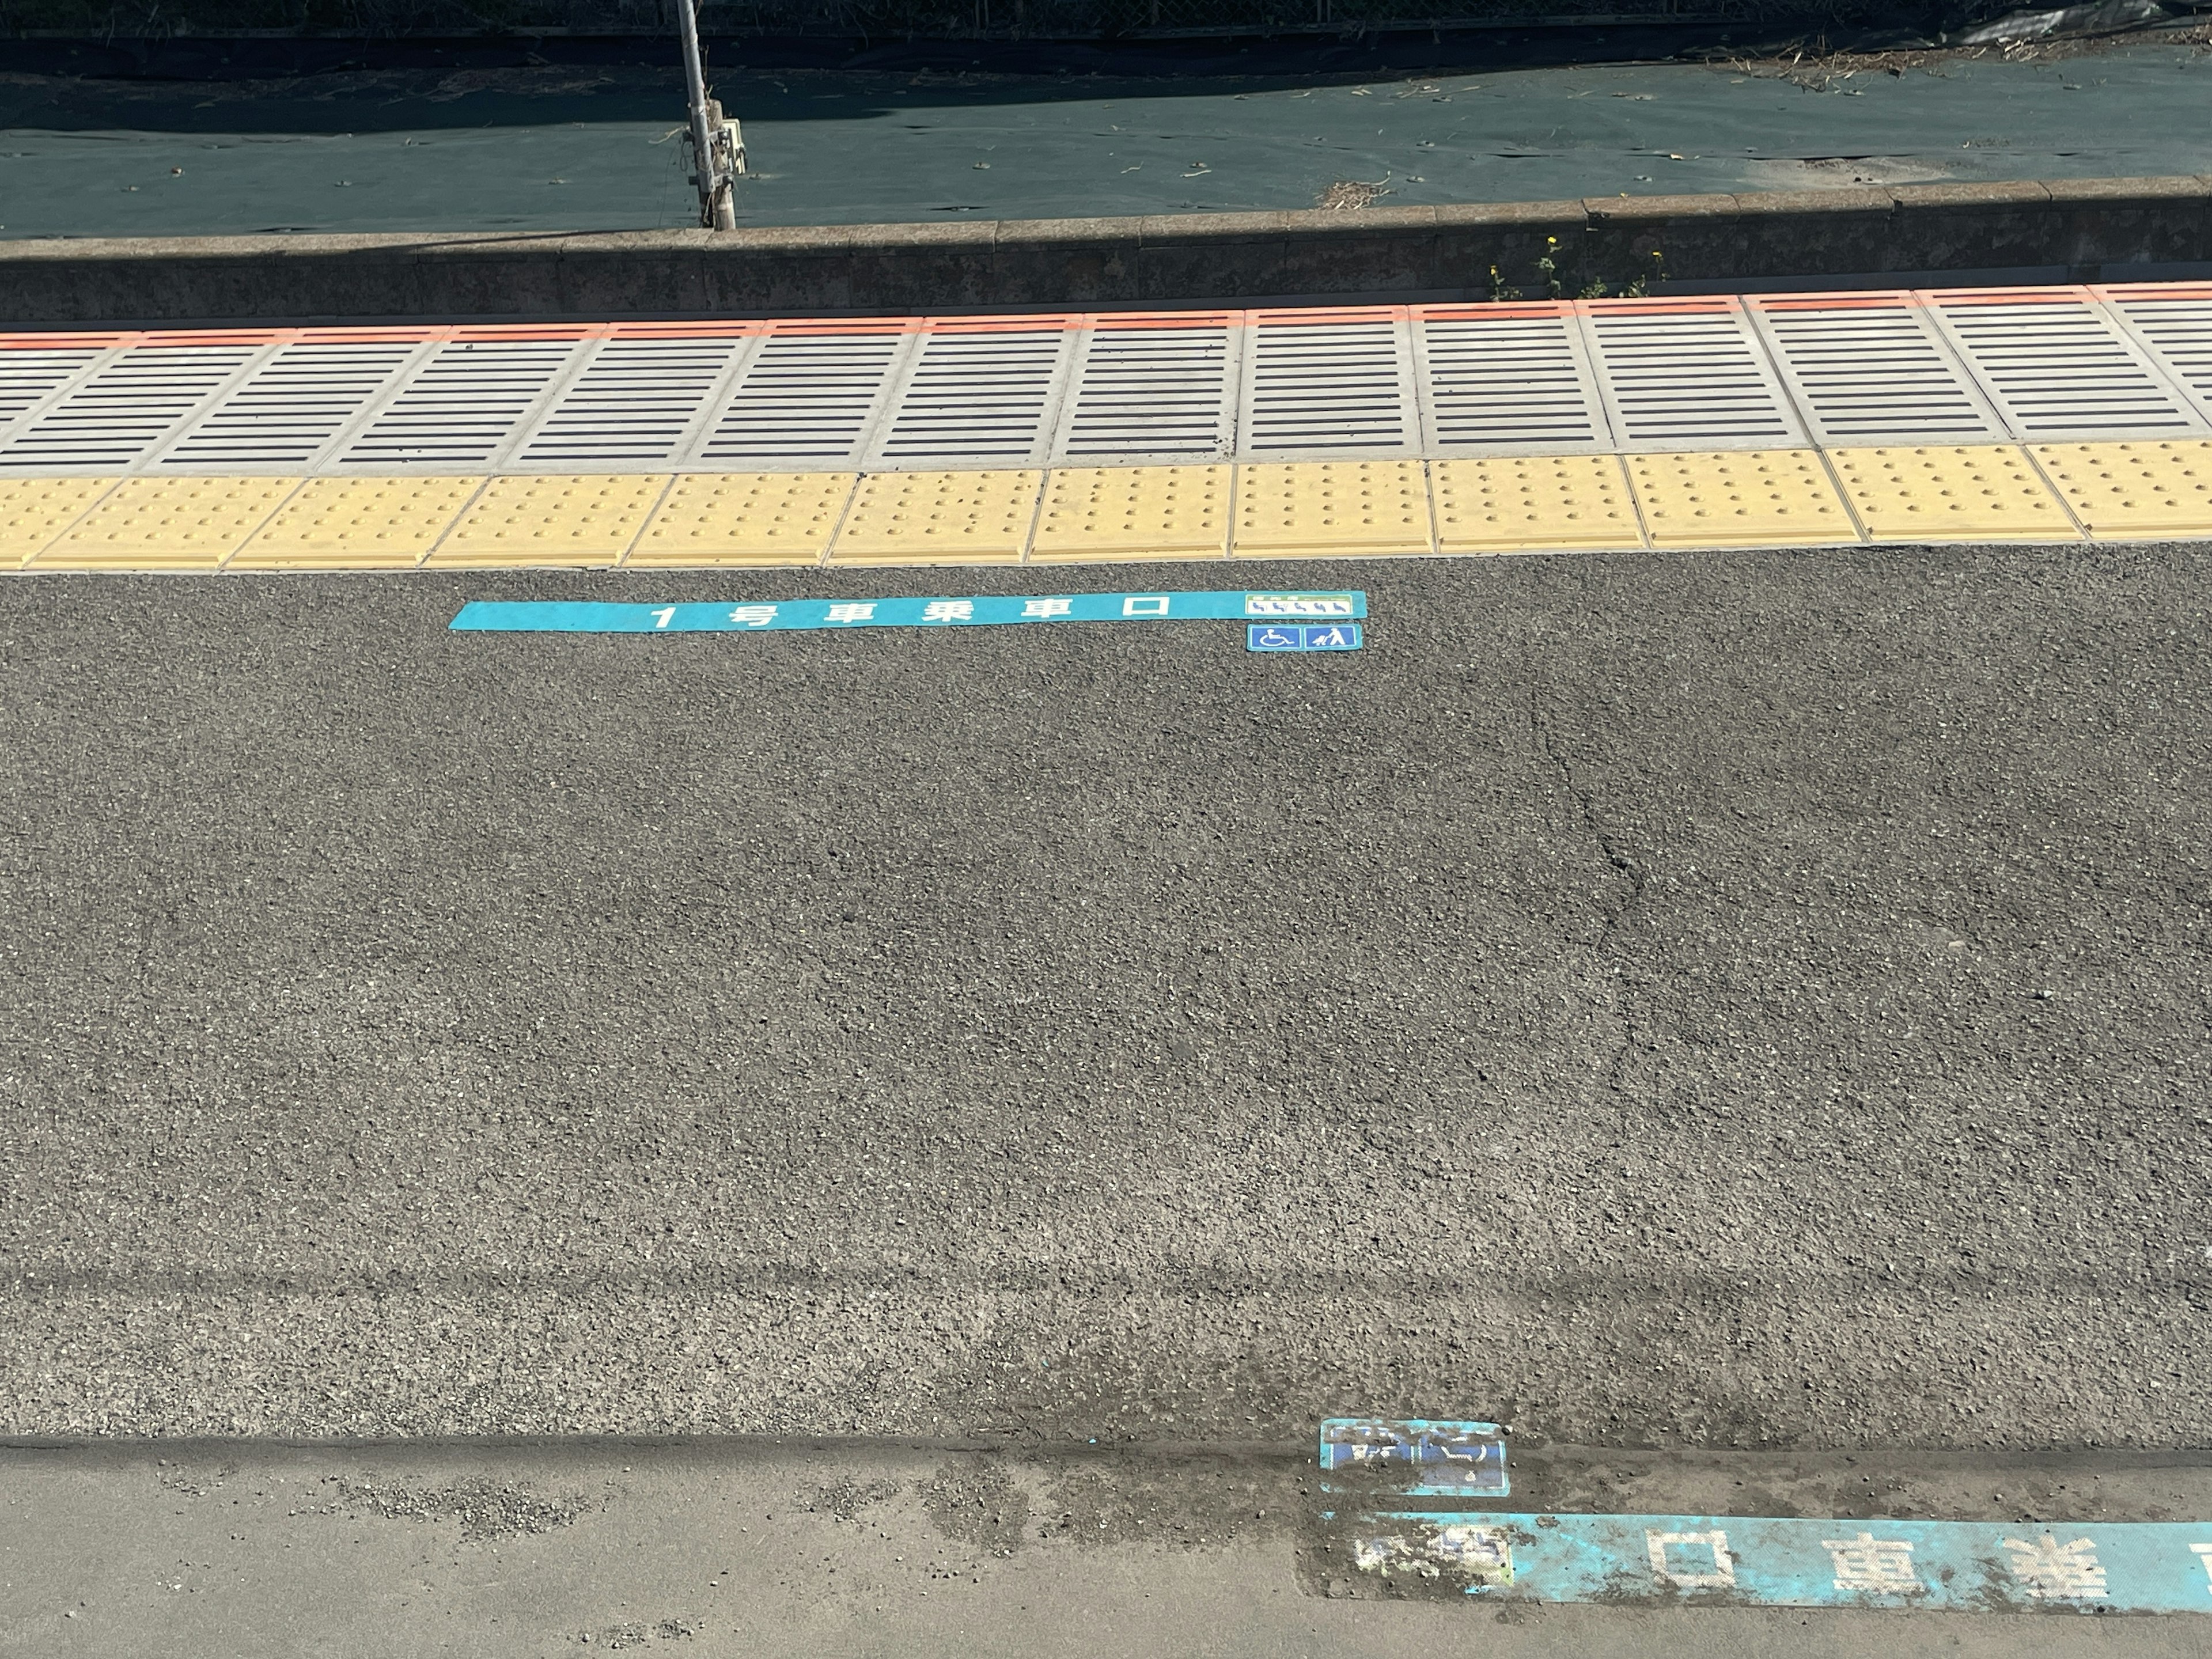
[1335,1512,2212,1611]
[449,589,1368,634]
[1317,1418,1507,1497]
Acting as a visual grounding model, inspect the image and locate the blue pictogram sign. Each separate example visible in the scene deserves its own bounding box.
[1247,622,1363,653]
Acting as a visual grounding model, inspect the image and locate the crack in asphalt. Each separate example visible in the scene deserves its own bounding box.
[1528,680,1649,1100]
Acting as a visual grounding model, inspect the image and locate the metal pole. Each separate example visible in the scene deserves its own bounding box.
[675,0,734,230]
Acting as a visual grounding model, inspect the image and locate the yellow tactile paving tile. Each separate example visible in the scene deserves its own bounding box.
[1626,450,1859,549]
[229,476,486,570]
[0,476,118,568]
[1432,454,1645,553]
[427,474,671,568]
[2031,440,2212,538]
[31,476,302,570]
[830,469,1041,565]
[627,472,856,567]
[1828,445,2078,543]
[1232,460,1433,556]
[1029,465,1230,562]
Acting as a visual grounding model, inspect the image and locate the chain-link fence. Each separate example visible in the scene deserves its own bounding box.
[798,0,1824,34]
[0,0,2036,40]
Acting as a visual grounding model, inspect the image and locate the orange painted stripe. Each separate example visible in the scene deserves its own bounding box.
[6,282,2212,355]
[0,332,142,350]
[1416,302,1577,322]
[760,317,921,336]
[604,319,764,339]
[1915,286,2098,309]
[1089,310,1238,331]
[2092,282,2212,304]
[1753,291,1922,312]
[1582,295,1736,316]
[1252,305,1409,324]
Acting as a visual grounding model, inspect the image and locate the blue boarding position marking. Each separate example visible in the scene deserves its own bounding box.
[1247,622,1363,653]
[1320,1419,1507,1498]
[450,590,1366,633]
[1341,1511,2212,1611]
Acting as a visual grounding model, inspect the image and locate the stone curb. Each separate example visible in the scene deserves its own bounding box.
[3,175,2210,322]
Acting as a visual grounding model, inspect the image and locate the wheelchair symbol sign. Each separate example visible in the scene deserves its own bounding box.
[1248,623,1363,653]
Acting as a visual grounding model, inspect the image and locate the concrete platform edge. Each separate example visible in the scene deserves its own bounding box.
[5,175,2212,323]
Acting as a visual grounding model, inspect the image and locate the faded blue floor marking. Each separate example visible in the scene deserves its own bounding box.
[1343,1512,2212,1611]
[451,590,1365,633]
[1248,622,1363,652]
[1319,1419,1507,1497]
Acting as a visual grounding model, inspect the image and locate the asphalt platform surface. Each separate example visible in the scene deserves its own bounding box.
[2,541,2209,1449]
[12,1439,2212,1656]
